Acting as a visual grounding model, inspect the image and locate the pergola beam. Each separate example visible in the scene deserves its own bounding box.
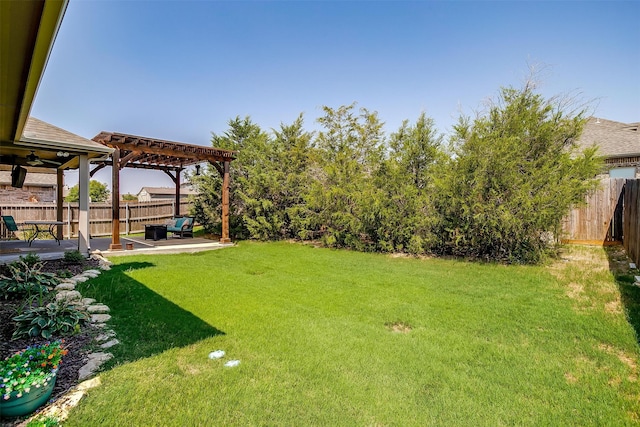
[93,132,233,164]
[118,151,140,168]
[90,163,106,177]
[92,160,183,173]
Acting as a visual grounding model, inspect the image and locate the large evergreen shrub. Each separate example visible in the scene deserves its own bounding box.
[192,82,600,263]
[434,84,600,262]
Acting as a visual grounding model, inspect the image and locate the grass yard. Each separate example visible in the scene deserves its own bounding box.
[68,242,639,426]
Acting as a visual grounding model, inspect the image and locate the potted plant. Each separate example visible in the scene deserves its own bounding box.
[0,341,67,418]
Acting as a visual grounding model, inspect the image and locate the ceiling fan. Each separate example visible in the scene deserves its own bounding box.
[26,151,62,167]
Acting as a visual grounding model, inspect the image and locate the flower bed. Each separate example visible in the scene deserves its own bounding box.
[1,341,67,400]
[0,342,70,418]
[0,253,103,425]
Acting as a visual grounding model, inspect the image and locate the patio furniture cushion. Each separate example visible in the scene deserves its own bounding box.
[173,218,186,229]
[166,216,194,238]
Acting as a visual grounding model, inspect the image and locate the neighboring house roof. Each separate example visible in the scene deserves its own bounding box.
[137,187,198,196]
[0,171,56,187]
[576,117,640,159]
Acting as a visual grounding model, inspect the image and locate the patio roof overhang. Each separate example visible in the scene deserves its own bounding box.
[0,0,68,147]
[0,118,114,171]
[0,1,99,256]
[0,0,110,172]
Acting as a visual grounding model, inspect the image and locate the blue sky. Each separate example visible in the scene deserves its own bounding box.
[31,0,640,194]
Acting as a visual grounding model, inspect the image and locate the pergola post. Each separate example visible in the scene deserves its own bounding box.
[220,160,231,244]
[175,169,181,216]
[110,147,122,250]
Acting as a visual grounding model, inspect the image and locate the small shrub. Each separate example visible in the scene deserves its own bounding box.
[56,269,74,279]
[0,260,57,300]
[12,301,89,340]
[20,252,41,267]
[63,250,85,265]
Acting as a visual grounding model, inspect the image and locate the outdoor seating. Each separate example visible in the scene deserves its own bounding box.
[1,215,26,242]
[166,216,194,238]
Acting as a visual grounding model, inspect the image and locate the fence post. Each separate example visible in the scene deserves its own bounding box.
[126,203,130,235]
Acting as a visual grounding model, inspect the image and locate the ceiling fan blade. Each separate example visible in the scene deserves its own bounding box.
[41,159,62,166]
[26,151,43,166]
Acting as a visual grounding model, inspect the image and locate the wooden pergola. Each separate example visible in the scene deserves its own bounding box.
[92,132,235,250]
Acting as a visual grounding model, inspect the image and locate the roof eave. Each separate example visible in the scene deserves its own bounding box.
[18,136,114,157]
[1,0,69,144]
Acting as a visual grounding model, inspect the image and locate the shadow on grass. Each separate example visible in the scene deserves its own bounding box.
[76,261,225,367]
[604,245,640,344]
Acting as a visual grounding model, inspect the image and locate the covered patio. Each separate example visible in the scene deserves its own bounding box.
[1,1,235,259]
[0,118,114,255]
[0,0,104,256]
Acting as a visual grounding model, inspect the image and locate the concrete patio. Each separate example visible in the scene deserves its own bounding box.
[0,236,233,264]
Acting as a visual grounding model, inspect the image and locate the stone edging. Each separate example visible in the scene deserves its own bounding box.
[21,254,118,425]
[67,254,119,380]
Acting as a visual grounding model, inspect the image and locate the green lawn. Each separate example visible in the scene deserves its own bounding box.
[69,242,640,426]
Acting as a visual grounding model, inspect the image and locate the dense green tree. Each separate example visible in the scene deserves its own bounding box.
[191,115,313,240]
[190,166,223,234]
[240,115,314,240]
[373,113,445,253]
[64,180,110,203]
[191,116,268,238]
[308,103,385,250]
[192,81,600,264]
[435,83,601,263]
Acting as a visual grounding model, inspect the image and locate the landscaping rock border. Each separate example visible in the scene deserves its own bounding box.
[17,253,119,425]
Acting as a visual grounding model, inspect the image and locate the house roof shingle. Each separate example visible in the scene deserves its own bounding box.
[576,117,640,159]
[0,171,56,187]
[22,118,112,154]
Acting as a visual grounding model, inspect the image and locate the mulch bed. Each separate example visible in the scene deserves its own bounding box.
[1,258,102,425]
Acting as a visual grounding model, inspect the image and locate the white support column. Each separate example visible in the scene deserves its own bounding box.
[78,154,90,255]
[66,203,71,239]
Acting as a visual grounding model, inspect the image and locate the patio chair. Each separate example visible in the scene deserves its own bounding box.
[166,216,194,238]
[1,215,26,241]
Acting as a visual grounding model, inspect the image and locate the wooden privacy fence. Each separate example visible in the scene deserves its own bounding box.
[0,200,191,239]
[562,178,627,244]
[562,178,639,265]
[623,179,640,265]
